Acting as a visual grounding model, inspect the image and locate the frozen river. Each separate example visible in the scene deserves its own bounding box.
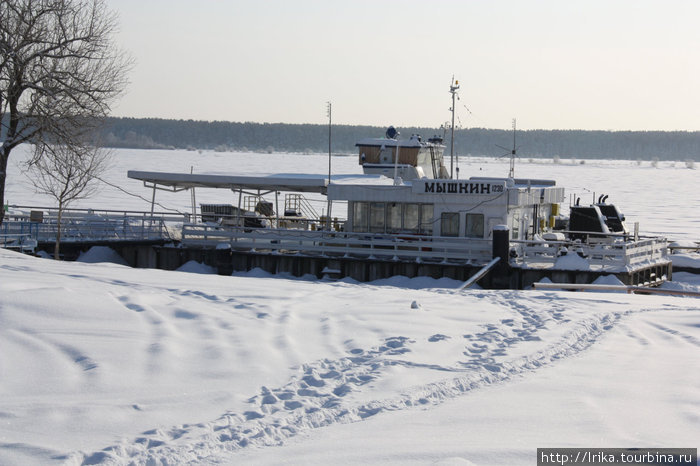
[6,145,698,242]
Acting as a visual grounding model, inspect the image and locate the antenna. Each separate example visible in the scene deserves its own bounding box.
[326,101,332,183]
[449,77,460,179]
[496,118,519,178]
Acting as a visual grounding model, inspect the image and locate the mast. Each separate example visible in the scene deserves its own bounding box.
[449,78,460,179]
[497,118,519,179]
[326,101,332,183]
[326,101,332,230]
[509,118,516,179]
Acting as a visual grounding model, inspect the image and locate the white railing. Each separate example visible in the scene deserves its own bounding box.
[34,216,167,242]
[3,206,187,243]
[1,219,40,253]
[513,236,669,270]
[0,232,38,253]
[181,224,493,264]
[180,223,669,270]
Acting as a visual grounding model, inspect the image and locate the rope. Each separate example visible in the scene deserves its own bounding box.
[95,175,188,215]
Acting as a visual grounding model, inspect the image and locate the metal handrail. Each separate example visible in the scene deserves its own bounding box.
[8,205,190,223]
[2,207,178,243]
[181,223,493,264]
[512,235,669,268]
[0,220,39,252]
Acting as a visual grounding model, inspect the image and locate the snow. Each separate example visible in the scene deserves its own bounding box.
[234,307,700,466]
[175,260,217,274]
[2,247,699,465]
[592,274,625,286]
[669,240,699,249]
[553,250,591,271]
[76,246,130,266]
[670,253,700,269]
[2,146,700,465]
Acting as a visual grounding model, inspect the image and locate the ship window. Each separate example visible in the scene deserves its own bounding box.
[440,212,460,237]
[352,202,368,232]
[369,202,386,233]
[403,204,419,233]
[420,204,434,234]
[465,214,484,238]
[387,203,402,233]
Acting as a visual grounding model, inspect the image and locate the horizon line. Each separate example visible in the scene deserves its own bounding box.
[106,116,700,134]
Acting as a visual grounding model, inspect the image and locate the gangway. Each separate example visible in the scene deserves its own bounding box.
[2,205,186,245]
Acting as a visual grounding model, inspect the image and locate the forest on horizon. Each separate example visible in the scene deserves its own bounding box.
[102,117,700,161]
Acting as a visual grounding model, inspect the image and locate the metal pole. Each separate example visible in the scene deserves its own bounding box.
[150,185,156,217]
[327,200,333,230]
[449,79,459,179]
[237,190,243,227]
[393,136,401,185]
[190,166,196,223]
[327,102,332,183]
[275,191,279,229]
[450,91,455,178]
[510,118,516,179]
[327,101,333,228]
[150,184,156,227]
[191,187,196,223]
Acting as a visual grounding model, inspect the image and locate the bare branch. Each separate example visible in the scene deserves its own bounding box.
[0,0,132,224]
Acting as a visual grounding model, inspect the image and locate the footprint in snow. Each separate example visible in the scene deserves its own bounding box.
[428,334,450,342]
[302,374,325,387]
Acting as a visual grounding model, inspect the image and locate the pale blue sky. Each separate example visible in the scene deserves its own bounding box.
[110,0,700,130]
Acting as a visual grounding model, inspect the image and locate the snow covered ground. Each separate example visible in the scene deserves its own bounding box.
[1,146,699,465]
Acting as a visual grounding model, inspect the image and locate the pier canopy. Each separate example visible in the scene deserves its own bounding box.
[127,171,329,194]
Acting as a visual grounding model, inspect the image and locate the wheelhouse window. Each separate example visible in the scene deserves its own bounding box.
[440,212,460,237]
[353,202,368,231]
[465,213,485,238]
[351,201,434,234]
[387,202,402,233]
[369,202,385,233]
[420,204,434,234]
[403,203,420,233]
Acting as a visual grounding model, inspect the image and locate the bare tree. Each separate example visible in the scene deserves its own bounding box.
[0,0,131,225]
[27,138,109,259]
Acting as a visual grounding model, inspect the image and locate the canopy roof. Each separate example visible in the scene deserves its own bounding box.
[355,137,442,148]
[127,170,329,193]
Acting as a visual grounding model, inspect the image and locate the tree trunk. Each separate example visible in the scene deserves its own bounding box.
[54,201,63,260]
[0,146,9,226]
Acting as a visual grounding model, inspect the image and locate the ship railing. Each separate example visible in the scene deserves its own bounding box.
[181,223,493,264]
[284,193,320,220]
[513,234,669,269]
[0,225,39,253]
[3,206,187,243]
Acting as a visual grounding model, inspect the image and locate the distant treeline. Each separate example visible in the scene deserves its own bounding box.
[102,117,700,160]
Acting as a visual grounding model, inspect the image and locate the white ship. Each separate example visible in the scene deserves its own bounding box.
[128,85,671,288]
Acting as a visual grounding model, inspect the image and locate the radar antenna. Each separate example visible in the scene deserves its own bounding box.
[496,118,519,178]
